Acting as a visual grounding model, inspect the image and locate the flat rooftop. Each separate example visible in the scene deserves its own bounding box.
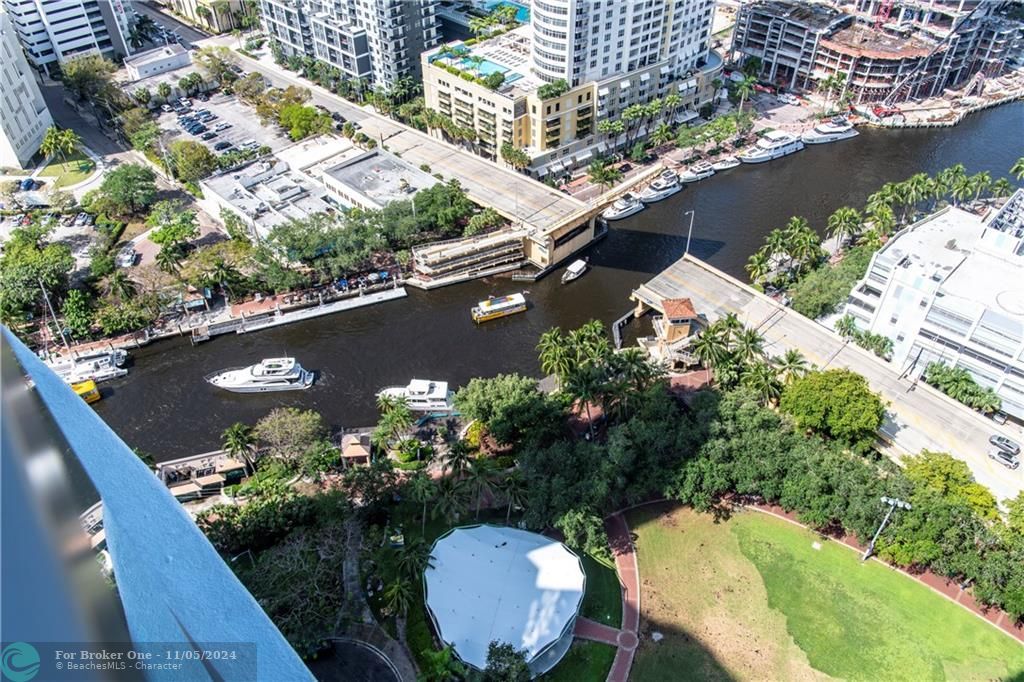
[823,25,934,58]
[325,150,438,207]
[747,0,846,31]
[125,43,188,68]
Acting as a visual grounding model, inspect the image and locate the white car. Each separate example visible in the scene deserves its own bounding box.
[116,248,137,268]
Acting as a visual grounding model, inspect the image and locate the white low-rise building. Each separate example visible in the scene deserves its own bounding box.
[124,44,191,81]
[1,8,52,169]
[845,190,1024,419]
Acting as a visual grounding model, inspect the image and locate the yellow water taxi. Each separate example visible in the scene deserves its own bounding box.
[72,380,101,404]
[471,293,527,323]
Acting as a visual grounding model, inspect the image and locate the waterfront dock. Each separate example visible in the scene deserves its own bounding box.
[629,254,1024,502]
[236,287,407,333]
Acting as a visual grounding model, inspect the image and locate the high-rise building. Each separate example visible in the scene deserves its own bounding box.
[1,8,52,169]
[844,190,1024,420]
[731,0,1022,103]
[422,0,721,176]
[260,0,441,88]
[1,0,136,74]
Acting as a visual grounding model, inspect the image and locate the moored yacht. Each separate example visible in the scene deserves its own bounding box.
[638,172,682,203]
[601,192,645,221]
[679,161,716,183]
[739,130,805,163]
[206,357,315,393]
[46,349,129,384]
[711,156,740,171]
[801,116,859,144]
[377,379,455,412]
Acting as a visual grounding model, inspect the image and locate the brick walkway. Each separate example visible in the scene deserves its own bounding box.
[604,513,641,682]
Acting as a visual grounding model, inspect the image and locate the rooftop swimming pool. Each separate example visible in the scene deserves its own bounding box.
[484,0,530,23]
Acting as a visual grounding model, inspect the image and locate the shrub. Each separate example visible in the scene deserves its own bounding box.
[537,79,569,100]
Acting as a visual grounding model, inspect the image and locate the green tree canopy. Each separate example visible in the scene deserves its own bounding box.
[253,407,327,468]
[454,373,564,447]
[146,200,199,248]
[94,164,158,215]
[780,369,885,453]
[169,139,219,182]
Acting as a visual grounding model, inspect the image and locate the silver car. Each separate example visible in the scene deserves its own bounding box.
[988,448,1020,470]
[988,434,1020,456]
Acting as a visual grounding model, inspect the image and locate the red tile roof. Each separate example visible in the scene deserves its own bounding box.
[662,297,697,319]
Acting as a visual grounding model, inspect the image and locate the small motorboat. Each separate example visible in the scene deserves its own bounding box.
[72,379,101,404]
[601,192,645,221]
[638,173,682,203]
[679,161,716,183]
[206,357,315,393]
[711,156,740,171]
[561,258,588,284]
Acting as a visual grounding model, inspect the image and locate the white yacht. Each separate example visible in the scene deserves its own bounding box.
[377,379,454,412]
[638,172,682,203]
[679,161,716,183]
[711,156,740,171]
[206,357,315,393]
[46,349,129,384]
[601,192,645,221]
[801,117,859,145]
[561,259,588,284]
[739,130,805,164]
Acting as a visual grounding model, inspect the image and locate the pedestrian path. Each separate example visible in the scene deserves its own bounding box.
[603,512,641,682]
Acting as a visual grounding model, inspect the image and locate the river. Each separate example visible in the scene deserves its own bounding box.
[94,103,1024,459]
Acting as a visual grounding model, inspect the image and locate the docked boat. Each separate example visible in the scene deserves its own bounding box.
[638,172,682,203]
[739,130,805,163]
[801,116,859,145]
[561,259,588,284]
[206,357,315,393]
[46,349,129,384]
[711,156,740,171]
[72,379,101,404]
[679,161,716,183]
[377,379,455,412]
[471,293,527,323]
[601,192,645,221]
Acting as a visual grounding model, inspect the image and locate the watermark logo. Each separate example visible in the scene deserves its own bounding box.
[1,642,39,682]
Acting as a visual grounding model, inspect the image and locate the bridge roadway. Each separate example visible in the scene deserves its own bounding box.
[633,254,1024,502]
[221,45,591,236]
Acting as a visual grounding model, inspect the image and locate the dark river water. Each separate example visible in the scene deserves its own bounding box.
[95,103,1024,459]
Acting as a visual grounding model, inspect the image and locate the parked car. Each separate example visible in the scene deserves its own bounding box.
[161,104,172,112]
[989,448,1021,470]
[198,93,210,102]
[214,122,232,131]
[189,125,208,135]
[990,410,1009,425]
[331,112,346,122]
[116,248,137,268]
[988,434,1020,455]
[201,131,217,140]
[214,141,232,151]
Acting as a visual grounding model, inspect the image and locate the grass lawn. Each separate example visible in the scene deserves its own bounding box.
[542,640,616,682]
[580,553,623,627]
[629,505,1024,682]
[38,151,95,188]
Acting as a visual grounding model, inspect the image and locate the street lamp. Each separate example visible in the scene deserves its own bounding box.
[861,495,911,561]
[683,209,696,256]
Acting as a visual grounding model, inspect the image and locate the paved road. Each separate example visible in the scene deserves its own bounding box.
[633,254,1024,502]
[132,2,209,47]
[215,43,589,232]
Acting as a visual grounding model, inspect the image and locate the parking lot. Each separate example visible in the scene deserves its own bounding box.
[155,91,292,160]
[0,212,99,272]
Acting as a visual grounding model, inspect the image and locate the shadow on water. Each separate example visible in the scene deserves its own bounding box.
[95,104,1024,459]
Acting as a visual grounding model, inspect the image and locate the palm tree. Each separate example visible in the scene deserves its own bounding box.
[818,73,844,111]
[1011,157,1024,181]
[733,328,765,363]
[537,327,572,388]
[951,176,972,206]
[745,248,771,284]
[157,82,173,102]
[651,122,673,147]
[418,645,466,682]
[587,159,622,191]
[40,126,67,165]
[741,361,781,404]
[396,536,433,582]
[499,470,527,526]
[105,270,136,301]
[565,365,605,439]
[827,206,863,245]
[835,314,859,339]
[466,458,495,519]
[663,92,682,121]
[433,477,468,523]
[969,171,992,202]
[384,579,414,616]
[222,421,254,472]
[736,75,757,114]
[443,440,472,478]
[155,245,183,276]
[866,203,896,239]
[691,328,729,383]
[991,177,1014,199]
[407,472,436,535]
[774,348,809,385]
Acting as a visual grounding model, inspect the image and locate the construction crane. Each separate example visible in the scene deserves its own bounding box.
[879,1,991,109]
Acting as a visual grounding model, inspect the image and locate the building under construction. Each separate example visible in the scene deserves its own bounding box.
[731,0,1023,103]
